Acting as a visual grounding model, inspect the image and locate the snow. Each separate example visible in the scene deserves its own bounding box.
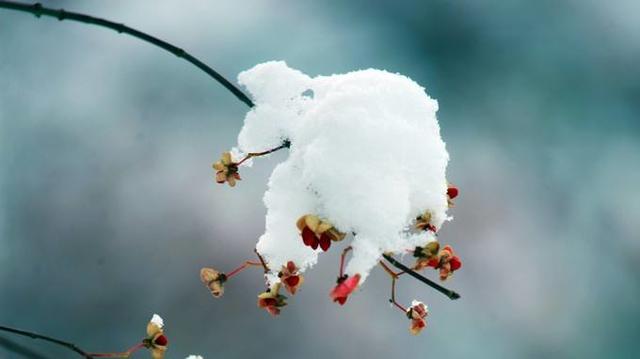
[150,314,164,328]
[236,61,450,285]
[185,356,203,359]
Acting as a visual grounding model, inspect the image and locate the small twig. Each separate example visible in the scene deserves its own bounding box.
[0,0,254,108]
[339,246,353,278]
[0,325,93,358]
[254,248,270,273]
[382,254,460,300]
[379,261,407,312]
[236,141,291,166]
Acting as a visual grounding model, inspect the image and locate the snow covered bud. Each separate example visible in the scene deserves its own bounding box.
[257,283,288,316]
[278,261,304,295]
[447,183,459,208]
[144,314,168,359]
[213,151,241,187]
[406,301,429,335]
[200,267,226,298]
[436,245,462,281]
[413,241,440,271]
[330,274,361,305]
[296,214,346,251]
[415,211,437,232]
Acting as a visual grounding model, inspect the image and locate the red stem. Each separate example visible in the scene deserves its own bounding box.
[88,342,144,358]
[379,261,407,312]
[226,261,262,279]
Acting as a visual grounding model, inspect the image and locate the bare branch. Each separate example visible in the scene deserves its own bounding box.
[0,0,254,108]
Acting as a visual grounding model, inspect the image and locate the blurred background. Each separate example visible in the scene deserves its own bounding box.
[1,0,639,358]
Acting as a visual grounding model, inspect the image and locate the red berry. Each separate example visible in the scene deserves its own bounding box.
[450,256,462,271]
[447,186,459,199]
[319,233,332,251]
[154,335,168,346]
[285,276,300,287]
[302,227,315,247]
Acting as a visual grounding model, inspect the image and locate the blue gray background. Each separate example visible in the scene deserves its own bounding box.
[1,1,639,358]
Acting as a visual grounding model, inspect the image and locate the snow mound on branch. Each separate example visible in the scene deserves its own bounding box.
[237,61,449,284]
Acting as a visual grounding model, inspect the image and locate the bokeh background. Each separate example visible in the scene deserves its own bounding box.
[1,0,639,358]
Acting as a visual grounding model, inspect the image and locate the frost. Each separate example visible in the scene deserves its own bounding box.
[237,61,449,285]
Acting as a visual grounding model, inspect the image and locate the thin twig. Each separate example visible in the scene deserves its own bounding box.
[237,141,291,166]
[382,254,461,300]
[0,0,254,108]
[339,246,352,278]
[0,325,93,358]
[379,261,407,312]
[254,248,270,273]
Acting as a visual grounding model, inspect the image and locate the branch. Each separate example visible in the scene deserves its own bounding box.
[382,254,461,300]
[0,0,254,108]
[0,325,93,358]
[0,336,52,359]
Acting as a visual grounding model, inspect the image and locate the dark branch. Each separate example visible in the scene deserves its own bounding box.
[0,336,52,359]
[382,254,461,300]
[0,325,93,358]
[0,0,254,108]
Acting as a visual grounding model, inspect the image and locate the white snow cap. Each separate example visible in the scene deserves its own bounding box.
[237,61,449,285]
[150,314,164,328]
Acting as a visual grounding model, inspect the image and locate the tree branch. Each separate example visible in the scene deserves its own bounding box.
[382,254,461,300]
[0,325,93,358]
[0,0,254,108]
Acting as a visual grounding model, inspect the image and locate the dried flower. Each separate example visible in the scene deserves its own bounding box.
[330,274,361,305]
[413,241,441,270]
[415,211,437,232]
[279,261,304,295]
[436,245,462,281]
[415,244,462,280]
[406,300,429,335]
[213,151,241,187]
[144,314,168,359]
[296,214,346,251]
[200,267,226,298]
[257,283,288,316]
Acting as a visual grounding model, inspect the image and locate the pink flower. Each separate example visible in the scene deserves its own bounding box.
[330,274,361,305]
